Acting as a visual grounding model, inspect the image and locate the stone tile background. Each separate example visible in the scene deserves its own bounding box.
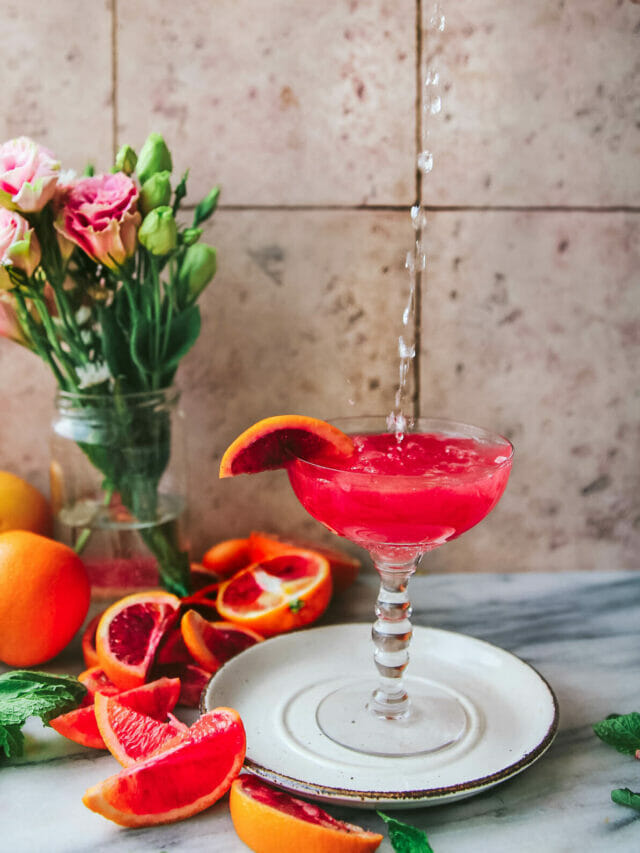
[0,0,638,573]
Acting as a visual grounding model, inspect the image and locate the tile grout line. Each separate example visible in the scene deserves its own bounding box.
[414,0,423,421]
[111,0,118,159]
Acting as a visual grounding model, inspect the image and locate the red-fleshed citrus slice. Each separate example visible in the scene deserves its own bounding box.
[180,609,263,672]
[81,612,102,668]
[201,538,252,577]
[50,704,107,750]
[216,551,332,638]
[95,590,180,690]
[78,666,121,698]
[95,693,188,766]
[50,676,181,751]
[219,415,354,478]
[248,531,361,594]
[82,707,246,827]
[229,775,383,853]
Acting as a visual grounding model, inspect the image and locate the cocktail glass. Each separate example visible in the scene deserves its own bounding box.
[286,416,513,757]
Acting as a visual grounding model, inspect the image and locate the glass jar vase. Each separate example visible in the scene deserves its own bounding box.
[50,387,191,600]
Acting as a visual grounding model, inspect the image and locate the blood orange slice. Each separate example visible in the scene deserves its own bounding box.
[95,590,180,690]
[78,666,121,698]
[229,775,383,853]
[219,415,354,477]
[82,707,246,827]
[81,612,102,668]
[50,676,181,752]
[216,551,332,637]
[180,609,263,672]
[248,531,361,594]
[95,692,188,766]
[200,538,252,577]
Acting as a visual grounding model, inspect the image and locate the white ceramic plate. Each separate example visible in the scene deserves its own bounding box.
[202,623,558,809]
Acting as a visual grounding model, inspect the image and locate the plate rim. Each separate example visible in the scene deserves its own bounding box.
[202,622,560,805]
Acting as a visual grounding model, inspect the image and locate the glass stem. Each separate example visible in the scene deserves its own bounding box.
[370,555,419,720]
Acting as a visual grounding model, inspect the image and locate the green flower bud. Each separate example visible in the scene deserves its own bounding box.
[179,243,217,301]
[114,144,137,176]
[138,206,178,255]
[136,133,172,184]
[139,171,172,214]
[182,227,203,246]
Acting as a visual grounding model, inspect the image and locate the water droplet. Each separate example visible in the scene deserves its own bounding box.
[398,335,416,360]
[424,69,440,87]
[410,205,428,229]
[429,4,445,31]
[427,94,442,116]
[405,251,415,273]
[417,150,433,173]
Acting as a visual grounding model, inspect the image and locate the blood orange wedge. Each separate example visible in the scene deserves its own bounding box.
[229,775,383,853]
[180,609,263,672]
[201,537,252,577]
[81,612,102,668]
[50,676,181,751]
[248,531,361,594]
[216,551,332,638]
[95,692,188,766]
[95,590,180,690]
[78,666,121,698]
[219,415,354,477]
[82,707,246,827]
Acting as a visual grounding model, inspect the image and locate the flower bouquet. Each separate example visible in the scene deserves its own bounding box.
[0,134,220,596]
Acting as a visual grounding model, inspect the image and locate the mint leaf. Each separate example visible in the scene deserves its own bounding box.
[0,670,86,760]
[593,711,640,756]
[611,788,640,812]
[378,812,434,853]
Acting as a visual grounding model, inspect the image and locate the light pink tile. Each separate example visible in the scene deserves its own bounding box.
[422,0,640,205]
[419,210,640,572]
[180,208,415,556]
[117,0,415,205]
[0,0,113,171]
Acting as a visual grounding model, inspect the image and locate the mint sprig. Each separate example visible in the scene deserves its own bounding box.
[593,711,640,756]
[611,788,640,812]
[0,670,86,760]
[378,812,434,853]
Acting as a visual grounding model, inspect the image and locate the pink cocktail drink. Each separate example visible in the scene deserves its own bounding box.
[288,430,512,552]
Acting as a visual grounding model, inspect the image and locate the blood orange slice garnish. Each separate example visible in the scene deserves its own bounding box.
[229,775,383,853]
[95,692,188,767]
[216,550,332,638]
[219,415,354,478]
[82,707,246,827]
[95,590,181,690]
[180,609,263,673]
[248,531,361,594]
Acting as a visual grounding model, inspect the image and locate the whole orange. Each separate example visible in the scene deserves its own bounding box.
[0,470,53,535]
[0,530,90,666]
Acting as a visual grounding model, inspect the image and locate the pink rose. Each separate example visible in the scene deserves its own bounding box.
[0,137,60,212]
[0,207,41,290]
[54,173,140,270]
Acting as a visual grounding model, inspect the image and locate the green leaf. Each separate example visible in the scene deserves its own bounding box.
[289,599,305,614]
[0,671,86,760]
[193,186,220,227]
[99,308,135,385]
[593,711,640,756]
[611,788,640,812]
[0,724,24,760]
[161,305,201,369]
[378,813,434,853]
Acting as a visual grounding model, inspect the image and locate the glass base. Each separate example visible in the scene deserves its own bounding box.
[315,677,468,756]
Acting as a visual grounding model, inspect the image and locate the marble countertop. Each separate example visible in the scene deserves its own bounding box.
[2,570,639,852]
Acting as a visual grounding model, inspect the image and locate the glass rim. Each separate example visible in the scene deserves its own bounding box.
[54,385,180,406]
[288,414,514,475]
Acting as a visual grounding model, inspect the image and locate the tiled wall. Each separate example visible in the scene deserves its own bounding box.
[0,0,638,572]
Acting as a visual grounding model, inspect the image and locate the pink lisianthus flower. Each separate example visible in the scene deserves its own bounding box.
[54,172,141,270]
[0,207,41,290]
[0,137,60,212]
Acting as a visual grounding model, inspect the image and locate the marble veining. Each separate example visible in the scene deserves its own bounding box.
[1,570,638,852]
